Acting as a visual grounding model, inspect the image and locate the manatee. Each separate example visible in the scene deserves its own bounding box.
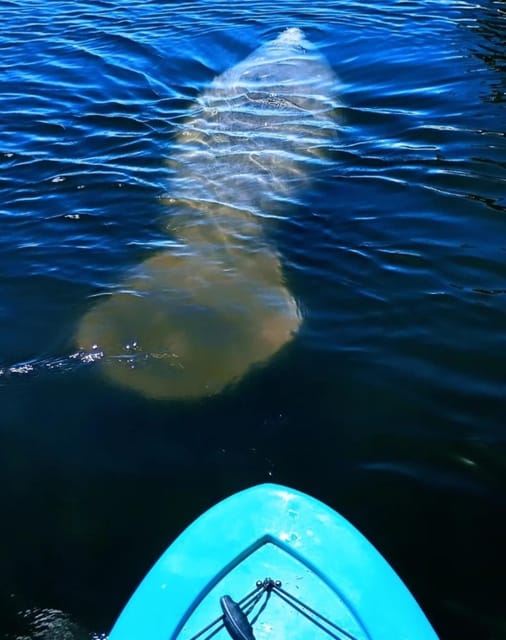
[77,27,340,400]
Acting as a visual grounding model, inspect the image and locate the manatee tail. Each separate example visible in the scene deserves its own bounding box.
[76,245,300,400]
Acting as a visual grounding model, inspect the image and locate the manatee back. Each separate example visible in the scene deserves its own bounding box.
[209,27,341,115]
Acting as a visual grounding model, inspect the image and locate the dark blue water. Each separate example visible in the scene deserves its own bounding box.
[1,1,505,638]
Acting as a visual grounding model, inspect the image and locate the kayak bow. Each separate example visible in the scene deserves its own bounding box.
[109,483,438,640]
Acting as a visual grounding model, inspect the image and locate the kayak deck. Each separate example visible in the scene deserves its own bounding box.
[109,484,438,640]
[177,541,366,640]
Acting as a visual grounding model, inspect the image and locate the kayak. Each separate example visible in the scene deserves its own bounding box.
[109,484,439,640]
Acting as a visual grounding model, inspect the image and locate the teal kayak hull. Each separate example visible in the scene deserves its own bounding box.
[109,484,438,640]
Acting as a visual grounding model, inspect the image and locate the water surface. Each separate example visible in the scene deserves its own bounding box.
[1,1,505,638]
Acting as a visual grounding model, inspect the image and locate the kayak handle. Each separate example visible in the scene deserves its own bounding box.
[220,595,257,640]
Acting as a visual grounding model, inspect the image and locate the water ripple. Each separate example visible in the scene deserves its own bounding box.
[1,2,505,638]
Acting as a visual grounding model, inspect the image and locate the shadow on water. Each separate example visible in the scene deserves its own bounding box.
[469,0,506,104]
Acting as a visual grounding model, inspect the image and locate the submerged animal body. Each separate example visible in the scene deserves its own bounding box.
[77,28,340,400]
